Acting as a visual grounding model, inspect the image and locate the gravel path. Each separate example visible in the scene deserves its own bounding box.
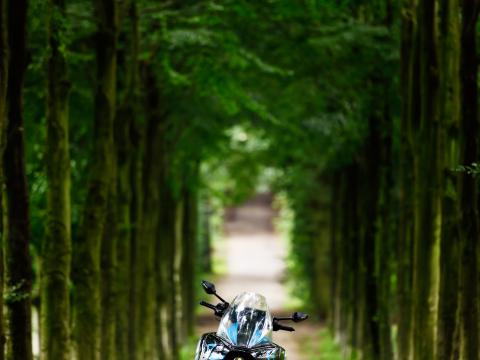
[195,194,316,359]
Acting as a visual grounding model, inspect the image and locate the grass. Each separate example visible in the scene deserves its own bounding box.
[303,328,343,360]
[180,336,199,360]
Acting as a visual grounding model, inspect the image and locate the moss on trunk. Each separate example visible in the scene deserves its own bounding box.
[4,0,33,359]
[411,1,441,359]
[436,0,461,358]
[71,0,117,358]
[41,0,72,359]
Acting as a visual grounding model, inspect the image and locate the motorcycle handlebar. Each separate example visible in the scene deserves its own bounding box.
[200,300,227,317]
[273,322,295,332]
[200,300,216,311]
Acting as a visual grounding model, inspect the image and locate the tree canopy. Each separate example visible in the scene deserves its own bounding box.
[0,0,479,359]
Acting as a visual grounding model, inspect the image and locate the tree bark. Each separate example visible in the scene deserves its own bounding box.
[157,168,176,360]
[329,172,339,334]
[4,0,33,359]
[141,64,164,359]
[115,2,138,358]
[398,1,419,358]
[72,0,117,358]
[436,0,461,358]
[411,1,441,359]
[0,0,7,357]
[359,116,381,359]
[376,103,394,360]
[458,1,479,358]
[129,119,143,360]
[41,0,71,359]
[181,183,197,337]
[100,182,117,360]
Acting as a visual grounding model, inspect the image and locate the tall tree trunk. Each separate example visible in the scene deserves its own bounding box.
[41,0,71,359]
[157,169,176,360]
[4,0,33,359]
[173,198,184,347]
[100,182,117,360]
[376,105,394,360]
[141,64,164,359]
[181,183,197,337]
[198,198,212,273]
[0,0,7,357]
[398,1,419,358]
[72,0,117,358]
[411,1,441,359]
[114,111,131,359]
[115,2,138,358]
[436,0,461,358]
[359,116,381,359]
[129,120,143,360]
[458,1,479,358]
[310,181,330,321]
[338,165,359,354]
[329,172,340,334]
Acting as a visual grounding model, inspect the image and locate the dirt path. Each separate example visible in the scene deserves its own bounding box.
[195,194,316,359]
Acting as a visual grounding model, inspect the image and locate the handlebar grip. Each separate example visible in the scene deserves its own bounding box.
[200,300,216,311]
[273,322,295,332]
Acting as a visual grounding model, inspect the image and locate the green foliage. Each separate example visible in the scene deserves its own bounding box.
[453,162,480,177]
[4,281,30,305]
[11,0,407,358]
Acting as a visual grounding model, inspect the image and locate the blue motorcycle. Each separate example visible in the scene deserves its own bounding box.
[195,281,308,360]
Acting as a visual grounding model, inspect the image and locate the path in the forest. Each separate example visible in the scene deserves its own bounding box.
[195,194,318,360]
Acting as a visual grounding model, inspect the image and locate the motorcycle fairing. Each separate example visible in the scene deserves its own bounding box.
[194,333,286,360]
[217,292,273,348]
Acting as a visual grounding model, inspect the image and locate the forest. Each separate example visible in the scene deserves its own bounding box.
[0,0,479,359]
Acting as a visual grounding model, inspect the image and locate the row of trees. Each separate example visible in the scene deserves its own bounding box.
[331,0,480,358]
[0,0,222,358]
[1,0,308,359]
[270,1,480,359]
[2,0,479,359]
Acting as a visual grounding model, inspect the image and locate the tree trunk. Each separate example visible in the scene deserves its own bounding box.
[329,172,339,334]
[71,0,117,358]
[4,0,33,359]
[181,178,198,337]
[41,0,71,359]
[129,119,143,360]
[100,183,117,360]
[411,1,441,359]
[398,1,419,358]
[115,2,138,358]
[173,198,184,347]
[198,198,213,273]
[376,105,394,360]
[359,116,381,359]
[114,111,131,358]
[0,0,7,357]
[157,170,176,360]
[141,64,165,359]
[436,0,461,358]
[458,1,479,358]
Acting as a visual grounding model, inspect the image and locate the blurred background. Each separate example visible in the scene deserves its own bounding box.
[1,0,480,359]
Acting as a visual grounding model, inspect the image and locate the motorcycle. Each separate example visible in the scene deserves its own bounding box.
[195,280,308,360]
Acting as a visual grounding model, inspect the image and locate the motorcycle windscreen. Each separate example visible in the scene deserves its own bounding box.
[217,292,273,348]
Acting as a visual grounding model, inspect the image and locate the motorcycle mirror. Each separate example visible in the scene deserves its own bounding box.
[201,280,216,295]
[292,312,308,323]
